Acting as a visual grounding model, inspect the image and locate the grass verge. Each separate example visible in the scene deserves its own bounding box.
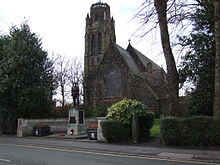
[150,118,160,137]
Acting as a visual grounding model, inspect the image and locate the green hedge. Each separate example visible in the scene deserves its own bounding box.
[101,120,130,143]
[161,116,220,146]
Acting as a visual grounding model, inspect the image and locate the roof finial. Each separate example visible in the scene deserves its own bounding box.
[128,39,131,44]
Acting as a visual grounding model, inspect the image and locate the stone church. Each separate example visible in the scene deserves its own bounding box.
[84,2,168,113]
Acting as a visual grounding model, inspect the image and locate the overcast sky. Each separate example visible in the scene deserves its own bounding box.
[0,0,166,67]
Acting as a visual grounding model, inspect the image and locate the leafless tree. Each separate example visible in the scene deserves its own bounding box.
[68,57,84,105]
[53,54,84,107]
[54,55,70,107]
[135,0,198,116]
[154,0,180,116]
[214,0,220,117]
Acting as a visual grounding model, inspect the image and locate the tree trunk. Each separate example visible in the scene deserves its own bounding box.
[214,0,220,118]
[61,83,65,108]
[154,0,180,116]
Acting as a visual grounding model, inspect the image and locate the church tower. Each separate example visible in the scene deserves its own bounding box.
[84,2,116,107]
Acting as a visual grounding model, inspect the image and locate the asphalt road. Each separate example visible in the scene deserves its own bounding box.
[0,144,206,165]
[0,142,218,165]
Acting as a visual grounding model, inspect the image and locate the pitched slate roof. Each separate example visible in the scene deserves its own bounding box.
[130,45,161,71]
[113,43,159,100]
[114,43,162,78]
[115,44,145,78]
[126,44,164,87]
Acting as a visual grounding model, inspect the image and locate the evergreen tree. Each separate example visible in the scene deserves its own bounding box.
[213,0,220,118]
[0,22,56,134]
[179,0,215,115]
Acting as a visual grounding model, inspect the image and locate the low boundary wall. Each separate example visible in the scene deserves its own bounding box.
[17,118,68,137]
[17,117,101,137]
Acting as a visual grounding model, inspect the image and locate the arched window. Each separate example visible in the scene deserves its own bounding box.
[87,34,90,53]
[147,63,153,82]
[98,33,102,53]
[91,58,94,65]
[147,63,152,73]
[103,11,106,20]
[95,13,98,21]
[104,66,121,98]
[97,57,100,64]
[91,34,96,55]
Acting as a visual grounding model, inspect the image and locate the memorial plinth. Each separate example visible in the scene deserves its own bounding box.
[67,108,86,136]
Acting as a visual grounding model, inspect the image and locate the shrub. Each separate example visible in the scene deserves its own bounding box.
[51,104,71,118]
[107,99,154,140]
[84,106,107,117]
[101,120,130,143]
[107,99,154,126]
[161,116,220,146]
[160,116,183,145]
[96,106,108,117]
[84,107,97,118]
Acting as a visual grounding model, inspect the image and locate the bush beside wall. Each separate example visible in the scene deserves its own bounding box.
[101,120,130,143]
[105,99,155,142]
[161,116,220,146]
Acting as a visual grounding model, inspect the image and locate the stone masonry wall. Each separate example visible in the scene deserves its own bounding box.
[17,118,68,137]
[17,118,100,137]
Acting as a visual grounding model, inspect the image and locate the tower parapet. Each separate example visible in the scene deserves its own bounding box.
[84,2,116,107]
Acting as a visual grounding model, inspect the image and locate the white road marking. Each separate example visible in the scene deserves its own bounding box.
[0,158,11,162]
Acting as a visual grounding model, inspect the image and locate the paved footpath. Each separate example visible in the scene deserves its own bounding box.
[0,136,220,164]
